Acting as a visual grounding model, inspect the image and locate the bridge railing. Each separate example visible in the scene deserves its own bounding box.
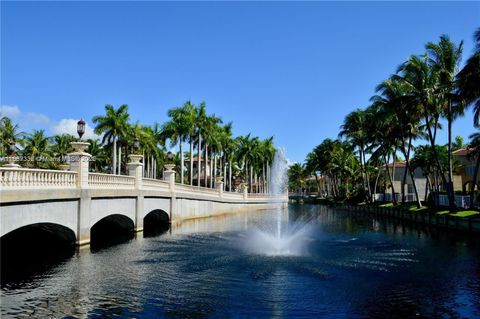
[143,178,170,191]
[0,167,77,189]
[88,173,135,189]
[174,183,219,195]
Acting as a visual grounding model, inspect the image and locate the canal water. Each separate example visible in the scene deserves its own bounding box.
[1,204,480,318]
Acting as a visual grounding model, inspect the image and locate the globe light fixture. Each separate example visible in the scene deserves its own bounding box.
[77,119,86,140]
[133,137,140,150]
[167,151,174,162]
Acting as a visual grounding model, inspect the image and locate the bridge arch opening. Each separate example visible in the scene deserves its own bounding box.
[1,223,76,287]
[90,214,134,252]
[144,209,170,237]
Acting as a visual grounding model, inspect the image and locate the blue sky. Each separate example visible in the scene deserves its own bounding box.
[1,1,479,163]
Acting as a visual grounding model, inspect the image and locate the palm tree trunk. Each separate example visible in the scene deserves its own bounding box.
[112,133,117,174]
[425,175,431,202]
[180,136,184,184]
[190,135,194,185]
[197,133,202,187]
[447,102,456,209]
[384,154,397,204]
[229,159,232,191]
[250,165,253,193]
[214,152,217,188]
[204,144,208,187]
[223,156,226,191]
[117,143,122,175]
[424,113,453,207]
[406,161,422,208]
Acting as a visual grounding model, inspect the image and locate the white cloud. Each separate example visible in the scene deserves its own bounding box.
[1,105,99,140]
[1,104,51,129]
[52,118,98,139]
[0,105,21,117]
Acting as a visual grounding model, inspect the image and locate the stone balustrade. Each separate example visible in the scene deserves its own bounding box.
[143,178,170,191]
[0,167,77,189]
[88,173,136,189]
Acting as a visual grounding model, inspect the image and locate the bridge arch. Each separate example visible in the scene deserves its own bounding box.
[0,201,78,239]
[144,209,170,237]
[90,214,135,251]
[1,222,76,285]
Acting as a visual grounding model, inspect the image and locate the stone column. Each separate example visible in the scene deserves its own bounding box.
[68,142,91,188]
[164,163,176,222]
[68,141,91,245]
[242,183,248,201]
[216,175,224,198]
[3,155,20,168]
[127,154,143,189]
[127,154,144,232]
[163,163,176,191]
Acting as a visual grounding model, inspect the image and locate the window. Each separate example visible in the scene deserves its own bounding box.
[466,165,476,177]
[407,184,414,194]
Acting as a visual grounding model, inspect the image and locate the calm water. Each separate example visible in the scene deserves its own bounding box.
[2,204,480,318]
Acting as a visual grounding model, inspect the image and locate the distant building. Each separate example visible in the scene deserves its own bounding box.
[452,148,479,193]
[380,161,428,202]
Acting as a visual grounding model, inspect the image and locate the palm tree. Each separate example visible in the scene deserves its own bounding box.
[87,139,109,172]
[22,130,51,168]
[162,105,190,183]
[457,28,480,126]
[51,134,75,165]
[339,109,371,200]
[195,102,207,186]
[426,35,464,208]
[0,117,24,157]
[92,104,130,174]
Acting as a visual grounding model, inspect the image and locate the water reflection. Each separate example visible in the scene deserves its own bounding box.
[1,205,479,318]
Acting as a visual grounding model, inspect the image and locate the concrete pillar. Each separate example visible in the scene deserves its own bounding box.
[128,154,144,232]
[242,183,248,200]
[216,176,224,198]
[164,164,176,191]
[68,142,91,188]
[77,189,92,245]
[164,163,176,222]
[68,141,92,245]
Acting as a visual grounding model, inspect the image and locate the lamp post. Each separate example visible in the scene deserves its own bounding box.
[4,140,20,167]
[166,151,174,163]
[133,137,140,152]
[77,119,86,140]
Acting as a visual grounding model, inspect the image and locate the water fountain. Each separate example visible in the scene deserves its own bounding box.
[245,148,312,256]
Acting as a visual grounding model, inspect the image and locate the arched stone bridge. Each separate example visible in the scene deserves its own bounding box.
[0,144,286,246]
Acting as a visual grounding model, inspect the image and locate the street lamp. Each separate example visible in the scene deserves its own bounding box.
[9,140,16,156]
[133,137,140,151]
[77,119,86,140]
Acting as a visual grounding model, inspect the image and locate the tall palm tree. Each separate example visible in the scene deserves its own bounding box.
[51,134,75,164]
[87,139,109,172]
[195,102,207,186]
[92,104,130,174]
[457,28,480,126]
[0,117,24,156]
[426,35,464,207]
[339,109,371,200]
[22,130,51,168]
[162,105,190,183]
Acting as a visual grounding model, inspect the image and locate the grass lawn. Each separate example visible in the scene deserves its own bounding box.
[364,201,479,218]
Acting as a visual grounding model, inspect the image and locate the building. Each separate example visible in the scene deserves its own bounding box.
[452,148,479,193]
[378,161,429,202]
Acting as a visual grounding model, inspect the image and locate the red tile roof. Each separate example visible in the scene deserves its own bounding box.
[452,148,473,156]
[385,161,406,168]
